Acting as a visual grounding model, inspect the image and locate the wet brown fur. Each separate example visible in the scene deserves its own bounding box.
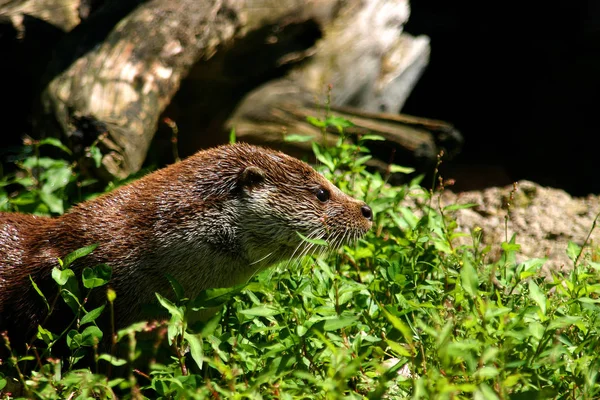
[0,143,372,351]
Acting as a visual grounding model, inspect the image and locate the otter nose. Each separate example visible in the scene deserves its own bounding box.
[360,204,373,221]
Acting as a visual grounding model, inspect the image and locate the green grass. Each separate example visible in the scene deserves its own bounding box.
[1,119,600,399]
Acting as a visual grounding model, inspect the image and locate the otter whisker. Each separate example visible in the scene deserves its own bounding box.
[250,250,276,266]
[295,229,328,265]
[297,234,321,262]
[293,229,324,261]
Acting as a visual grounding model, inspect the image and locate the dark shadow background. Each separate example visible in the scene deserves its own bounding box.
[402,1,600,195]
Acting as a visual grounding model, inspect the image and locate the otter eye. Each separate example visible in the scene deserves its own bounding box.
[315,188,330,202]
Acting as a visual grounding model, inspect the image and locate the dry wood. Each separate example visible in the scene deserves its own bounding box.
[0,0,81,32]
[29,0,448,180]
[36,0,245,178]
[227,78,461,174]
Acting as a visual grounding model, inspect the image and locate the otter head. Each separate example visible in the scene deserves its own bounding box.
[230,144,373,265]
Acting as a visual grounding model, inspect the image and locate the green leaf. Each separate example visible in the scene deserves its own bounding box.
[381,308,413,345]
[578,297,600,304]
[166,274,185,301]
[8,191,37,206]
[67,330,83,350]
[284,134,314,143]
[474,366,500,379]
[297,325,308,337]
[191,284,246,310]
[501,241,521,253]
[509,391,542,400]
[29,275,49,311]
[201,310,222,337]
[52,267,75,286]
[386,339,411,357]
[443,203,478,211]
[389,164,415,174]
[297,231,328,247]
[0,377,6,391]
[61,289,82,315]
[354,155,372,166]
[62,244,98,269]
[167,321,180,345]
[321,316,358,331]
[38,137,72,155]
[229,126,236,144]
[22,157,65,170]
[503,374,522,388]
[239,306,281,317]
[435,321,454,348]
[89,146,103,168]
[477,383,500,400]
[306,116,326,128]
[481,347,499,364]
[79,178,98,188]
[528,321,545,340]
[519,258,547,272]
[116,321,148,341]
[155,293,184,319]
[41,166,72,193]
[37,325,55,344]
[547,316,582,330]
[98,354,127,366]
[39,191,63,214]
[184,332,204,370]
[325,115,354,133]
[80,305,106,325]
[152,379,169,396]
[567,241,582,263]
[108,378,126,388]
[528,281,547,315]
[81,325,103,346]
[82,264,112,288]
[314,154,335,172]
[360,134,385,142]
[460,254,479,297]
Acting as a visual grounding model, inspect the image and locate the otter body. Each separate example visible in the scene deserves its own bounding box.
[0,143,372,348]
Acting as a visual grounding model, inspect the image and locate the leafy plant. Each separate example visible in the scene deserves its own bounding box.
[2,244,115,398]
[0,137,104,216]
[2,122,600,399]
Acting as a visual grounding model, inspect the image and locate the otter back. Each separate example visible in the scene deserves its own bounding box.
[0,143,373,352]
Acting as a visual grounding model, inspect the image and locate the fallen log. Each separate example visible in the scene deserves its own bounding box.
[227,78,462,176]
[25,0,451,181]
[35,0,245,179]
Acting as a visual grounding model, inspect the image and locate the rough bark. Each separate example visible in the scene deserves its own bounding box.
[177,0,443,171]
[224,0,453,171]
[0,0,81,32]
[31,0,442,180]
[226,78,461,175]
[285,0,424,113]
[36,0,244,179]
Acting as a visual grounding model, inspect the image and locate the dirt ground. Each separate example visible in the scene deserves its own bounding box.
[428,180,600,273]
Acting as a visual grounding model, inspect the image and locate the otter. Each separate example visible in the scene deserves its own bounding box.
[0,143,372,351]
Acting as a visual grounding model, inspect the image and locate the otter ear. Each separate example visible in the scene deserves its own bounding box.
[239,166,265,188]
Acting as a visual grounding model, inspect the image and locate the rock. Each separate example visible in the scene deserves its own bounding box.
[438,180,600,273]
